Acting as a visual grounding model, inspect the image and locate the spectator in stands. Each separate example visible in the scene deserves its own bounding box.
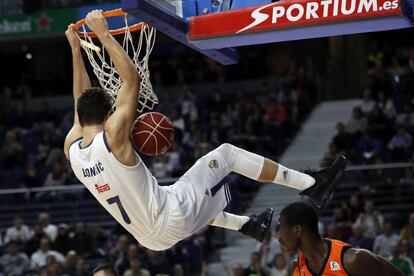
[0,240,30,275]
[145,249,172,275]
[360,89,376,114]
[264,97,286,127]
[70,222,95,258]
[388,126,412,161]
[38,212,58,242]
[346,106,368,135]
[4,215,31,243]
[123,258,150,276]
[400,213,414,246]
[348,224,373,250]
[325,224,341,240]
[127,244,143,264]
[387,56,406,77]
[36,133,52,165]
[343,195,363,223]
[25,224,47,256]
[355,200,384,240]
[332,122,353,152]
[399,168,414,188]
[179,238,203,274]
[377,91,396,119]
[40,255,62,276]
[93,263,120,276]
[30,237,65,270]
[321,143,340,167]
[390,242,414,276]
[76,257,90,276]
[367,105,389,138]
[243,251,265,276]
[54,223,71,255]
[261,252,288,276]
[257,229,282,267]
[0,129,25,169]
[20,163,42,189]
[373,222,400,258]
[61,250,78,276]
[109,235,130,275]
[332,207,353,241]
[207,89,226,115]
[43,163,67,187]
[396,103,414,130]
[356,131,383,161]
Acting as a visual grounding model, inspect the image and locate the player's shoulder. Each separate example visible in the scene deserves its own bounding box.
[342,248,376,275]
[343,247,404,276]
[342,247,365,262]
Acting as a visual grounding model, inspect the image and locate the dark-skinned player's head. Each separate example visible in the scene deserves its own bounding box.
[93,263,119,276]
[77,87,113,127]
[277,201,319,252]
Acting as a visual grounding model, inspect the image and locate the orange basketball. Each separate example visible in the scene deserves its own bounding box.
[130,112,174,156]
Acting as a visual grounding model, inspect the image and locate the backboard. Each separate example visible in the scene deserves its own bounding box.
[121,0,239,65]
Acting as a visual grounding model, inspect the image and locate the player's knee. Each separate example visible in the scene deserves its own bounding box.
[215,143,236,168]
[216,143,233,157]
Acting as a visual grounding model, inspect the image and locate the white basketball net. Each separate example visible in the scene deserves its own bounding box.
[78,16,158,112]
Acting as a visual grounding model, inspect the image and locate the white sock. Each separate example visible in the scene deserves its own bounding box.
[209,212,249,231]
[274,164,315,191]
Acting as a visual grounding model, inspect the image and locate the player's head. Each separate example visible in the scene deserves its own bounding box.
[277,202,319,252]
[93,263,119,276]
[77,87,113,127]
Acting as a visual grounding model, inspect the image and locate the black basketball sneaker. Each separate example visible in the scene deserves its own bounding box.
[300,155,347,208]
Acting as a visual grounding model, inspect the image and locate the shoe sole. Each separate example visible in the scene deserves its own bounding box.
[317,155,347,208]
[259,208,274,242]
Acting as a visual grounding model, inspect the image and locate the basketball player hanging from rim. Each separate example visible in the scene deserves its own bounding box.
[64,10,347,251]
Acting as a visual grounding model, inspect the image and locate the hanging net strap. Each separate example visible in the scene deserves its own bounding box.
[73,9,158,112]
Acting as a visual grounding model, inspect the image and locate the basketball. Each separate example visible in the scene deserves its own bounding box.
[130,112,174,156]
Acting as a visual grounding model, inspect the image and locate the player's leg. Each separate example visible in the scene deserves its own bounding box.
[208,211,249,231]
[214,143,346,208]
[209,209,274,242]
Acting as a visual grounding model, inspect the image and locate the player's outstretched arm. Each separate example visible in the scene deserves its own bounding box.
[63,24,91,159]
[343,248,403,276]
[84,10,140,140]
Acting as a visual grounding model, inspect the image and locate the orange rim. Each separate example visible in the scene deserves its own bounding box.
[72,8,148,37]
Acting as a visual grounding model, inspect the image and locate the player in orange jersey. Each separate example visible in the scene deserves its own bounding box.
[276,202,403,276]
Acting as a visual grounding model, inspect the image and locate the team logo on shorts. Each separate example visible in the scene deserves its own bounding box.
[208,159,219,169]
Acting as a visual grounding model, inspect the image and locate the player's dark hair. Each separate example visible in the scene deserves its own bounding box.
[93,263,119,276]
[76,87,113,127]
[280,202,319,236]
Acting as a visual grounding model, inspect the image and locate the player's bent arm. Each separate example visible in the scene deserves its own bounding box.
[64,25,91,159]
[92,17,140,126]
[84,11,140,165]
[343,248,403,276]
[86,11,140,137]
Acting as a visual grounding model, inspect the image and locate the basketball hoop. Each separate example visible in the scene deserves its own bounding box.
[73,9,158,112]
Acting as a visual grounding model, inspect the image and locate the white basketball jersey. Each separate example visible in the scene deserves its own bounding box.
[69,131,168,247]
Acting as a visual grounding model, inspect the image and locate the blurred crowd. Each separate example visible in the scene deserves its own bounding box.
[321,45,414,167]
[0,212,206,275]
[312,45,414,276]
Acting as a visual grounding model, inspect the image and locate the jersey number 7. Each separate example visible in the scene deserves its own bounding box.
[107,195,132,224]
